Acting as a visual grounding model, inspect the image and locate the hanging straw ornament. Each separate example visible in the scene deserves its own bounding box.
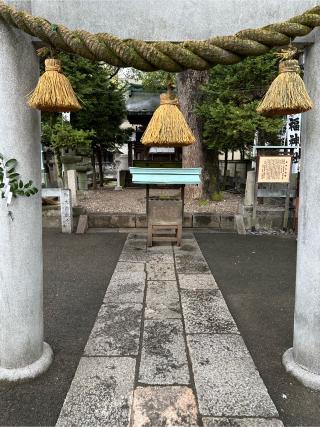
[257,46,313,117]
[141,85,196,147]
[28,58,81,112]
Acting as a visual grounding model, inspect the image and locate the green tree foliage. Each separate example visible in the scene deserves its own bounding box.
[42,53,128,187]
[198,53,284,150]
[140,71,176,91]
[197,53,285,188]
[42,121,95,179]
[42,122,95,153]
[59,53,127,150]
[126,68,176,92]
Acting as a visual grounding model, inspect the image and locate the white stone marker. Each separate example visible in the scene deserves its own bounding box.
[0,5,53,381]
[60,189,73,234]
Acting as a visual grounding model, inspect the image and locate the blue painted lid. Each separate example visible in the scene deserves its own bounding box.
[129,167,201,185]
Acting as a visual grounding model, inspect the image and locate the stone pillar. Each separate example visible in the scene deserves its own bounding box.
[244,170,255,206]
[283,29,320,390]
[78,172,88,191]
[114,157,122,191]
[0,4,53,381]
[67,169,78,206]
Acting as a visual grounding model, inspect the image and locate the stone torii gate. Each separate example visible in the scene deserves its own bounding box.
[1,0,320,388]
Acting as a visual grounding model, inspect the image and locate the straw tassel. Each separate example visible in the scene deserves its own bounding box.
[28,58,81,112]
[141,91,196,147]
[257,48,313,117]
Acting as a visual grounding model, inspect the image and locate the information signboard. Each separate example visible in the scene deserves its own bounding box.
[257,156,292,184]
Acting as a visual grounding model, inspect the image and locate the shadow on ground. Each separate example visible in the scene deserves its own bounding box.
[196,232,320,427]
[0,229,126,427]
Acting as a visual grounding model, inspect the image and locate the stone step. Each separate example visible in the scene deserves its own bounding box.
[76,214,88,234]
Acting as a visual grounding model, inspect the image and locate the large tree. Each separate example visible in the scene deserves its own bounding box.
[177,70,211,199]
[59,53,128,187]
[120,55,284,199]
[196,53,284,194]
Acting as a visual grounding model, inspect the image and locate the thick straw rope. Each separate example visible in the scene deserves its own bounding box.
[0,1,320,71]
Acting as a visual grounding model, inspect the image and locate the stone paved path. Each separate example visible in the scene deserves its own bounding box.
[56,232,283,427]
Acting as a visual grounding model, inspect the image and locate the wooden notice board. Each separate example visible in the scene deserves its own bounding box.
[253,155,293,231]
[257,156,292,183]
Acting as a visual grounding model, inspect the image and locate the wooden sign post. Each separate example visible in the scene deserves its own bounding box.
[252,155,292,231]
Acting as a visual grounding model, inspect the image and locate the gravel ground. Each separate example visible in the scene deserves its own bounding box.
[78,187,242,215]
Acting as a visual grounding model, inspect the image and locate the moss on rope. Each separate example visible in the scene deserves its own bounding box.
[0,1,320,71]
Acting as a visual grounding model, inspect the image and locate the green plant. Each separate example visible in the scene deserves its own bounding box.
[198,199,209,206]
[0,155,38,202]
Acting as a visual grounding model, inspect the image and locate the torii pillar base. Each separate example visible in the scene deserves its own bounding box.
[0,3,53,382]
[283,29,320,390]
[0,343,53,383]
[283,349,320,391]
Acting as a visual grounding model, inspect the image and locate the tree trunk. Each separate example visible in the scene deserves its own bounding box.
[128,140,133,167]
[223,150,228,189]
[91,145,97,190]
[177,70,216,199]
[96,146,104,187]
[203,149,220,198]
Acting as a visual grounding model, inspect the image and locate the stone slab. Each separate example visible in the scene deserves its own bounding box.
[181,289,238,334]
[173,239,203,255]
[193,213,220,229]
[202,418,283,427]
[114,261,145,273]
[183,213,193,228]
[132,386,199,427]
[179,273,218,290]
[119,250,149,263]
[136,214,147,228]
[127,233,147,240]
[119,250,174,264]
[147,244,174,255]
[76,214,88,234]
[147,253,175,264]
[175,253,210,274]
[104,271,146,304]
[146,263,176,281]
[122,238,147,251]
[220,215,235,231]
[139,320,189,385]
[174,238,210,274]
[235,214,246,235]
[88,213,136,228]
[145,280,181,319]
[84,303,142,356]
[187,334,278,417]
[56,357,136,427]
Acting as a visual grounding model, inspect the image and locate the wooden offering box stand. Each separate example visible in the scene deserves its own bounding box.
[129,168,201,246]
